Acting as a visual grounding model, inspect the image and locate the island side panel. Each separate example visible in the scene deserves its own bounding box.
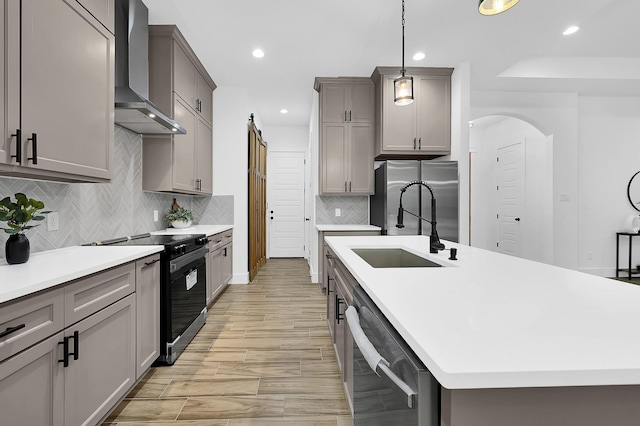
[441,385,640,426]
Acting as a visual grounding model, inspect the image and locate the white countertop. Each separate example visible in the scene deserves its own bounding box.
[0,245,164,304]
[325,235,640,390]
[151,224,233,237]
[316,224,381,232]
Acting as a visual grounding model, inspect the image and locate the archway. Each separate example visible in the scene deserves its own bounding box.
[469,115,554,264]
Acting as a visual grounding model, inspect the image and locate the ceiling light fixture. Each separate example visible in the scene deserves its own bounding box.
[280,109,288,114]
[394,0,413,106]
[563,26,580,36]
[478,0,520,16]
[252,49,264,58]
[413,52,426,61]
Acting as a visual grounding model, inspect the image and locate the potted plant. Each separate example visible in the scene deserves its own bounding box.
[166,207,194,229]
[0,193,50,264]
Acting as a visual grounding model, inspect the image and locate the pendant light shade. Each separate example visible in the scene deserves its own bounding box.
[394,74,414,106]
[394,0,413,106]
[478,0,520,15]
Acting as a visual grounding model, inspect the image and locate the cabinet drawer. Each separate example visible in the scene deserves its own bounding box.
[209,230,233,251]
[64,263,135,327]
[0,288,65,363]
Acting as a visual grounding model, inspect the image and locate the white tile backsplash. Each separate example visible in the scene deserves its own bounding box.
[0,126,233,257]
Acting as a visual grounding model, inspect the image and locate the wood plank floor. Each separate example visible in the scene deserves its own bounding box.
[104,258,352,426]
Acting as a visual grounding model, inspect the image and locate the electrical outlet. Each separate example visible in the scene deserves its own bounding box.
[47,211,59,232]
[335,208,341,217]
[153,210,159,222]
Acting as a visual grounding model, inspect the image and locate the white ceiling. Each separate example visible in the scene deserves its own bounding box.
[145,0,640,127]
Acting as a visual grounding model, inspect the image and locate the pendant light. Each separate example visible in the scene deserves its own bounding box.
[478,0,520,16]
[394,0,413,106]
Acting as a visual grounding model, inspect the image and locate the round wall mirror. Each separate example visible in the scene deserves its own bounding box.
[628,171,640,212]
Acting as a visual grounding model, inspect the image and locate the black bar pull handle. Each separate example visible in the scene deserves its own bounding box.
[335,295,344,323]
[0,323,25,339]
[58,336,70,367]
[27,133,37,164]
[69,330,79,361]
[10,129,21,164]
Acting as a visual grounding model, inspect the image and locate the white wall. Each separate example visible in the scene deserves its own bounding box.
[309,90,320,283]
[262,126,309,151]
[578,97,640,276]
[472,91,579,269]
[212,86,261,284]
[470,117,553,264]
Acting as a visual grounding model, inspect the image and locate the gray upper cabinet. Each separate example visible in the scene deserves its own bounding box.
[371,67,453,159]
[1,0,114,183]
[315,77,375,195]
[144,25,216,195]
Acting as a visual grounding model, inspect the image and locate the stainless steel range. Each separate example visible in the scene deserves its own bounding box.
[87,233,209,364]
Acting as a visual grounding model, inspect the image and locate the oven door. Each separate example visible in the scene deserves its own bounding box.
[168,247,207,341]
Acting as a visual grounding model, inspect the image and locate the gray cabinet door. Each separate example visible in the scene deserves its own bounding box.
[64,295,135,426]
[173,40,198,110]
[349,83,375,123]
[348,123,374,194]
[416,75,451,153]
[173,96,198,192]
[0,332,64,426]
[222,242,233,284]
[321,123,348,193]
[196,116,213,194]
[322,85,348,123]
[76,0,114,33]
[197,73,213,125]
[381,75,416,151]
[19,0,113,180]
[135,255,160,379]
[210,247,224,302]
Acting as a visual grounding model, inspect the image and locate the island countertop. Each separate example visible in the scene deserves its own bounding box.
[325,235,640,390]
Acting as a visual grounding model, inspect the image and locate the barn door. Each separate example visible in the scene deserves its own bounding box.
[248,115,267,281]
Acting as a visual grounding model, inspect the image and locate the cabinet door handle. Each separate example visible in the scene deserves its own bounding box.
[413,138,416,150]
[27,133,37,164]
[418,137,422,150]
[223,247,227,256]
[349,111,352,122]
[335,294,344,323]
[348,182,352,192]
[10,129,21,164]
[144,258,160,266]
[69,330,79,361]
[344,182,347,192]
[325,253,332,259]
[58,336,70,367]
[0,323,25,339]
[344,111,347,122]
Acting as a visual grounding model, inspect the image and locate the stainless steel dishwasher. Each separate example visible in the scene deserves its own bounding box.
[346,286,439,426]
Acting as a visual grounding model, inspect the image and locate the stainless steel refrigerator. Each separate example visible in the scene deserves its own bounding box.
[370,160,459,242]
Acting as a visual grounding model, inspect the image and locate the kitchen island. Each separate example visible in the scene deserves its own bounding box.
[325,235,640,426]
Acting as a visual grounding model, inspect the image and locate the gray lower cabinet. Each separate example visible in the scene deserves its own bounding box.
[207,230,233,306]
[1,0,114,183]
[135,254,161,378]
[0,258,154,426]
[326,246,357,413]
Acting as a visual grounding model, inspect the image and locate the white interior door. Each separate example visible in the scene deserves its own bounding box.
[268,152,306,258]
[497,142,525,257]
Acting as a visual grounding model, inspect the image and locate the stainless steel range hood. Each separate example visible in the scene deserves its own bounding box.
[114,0,186,135]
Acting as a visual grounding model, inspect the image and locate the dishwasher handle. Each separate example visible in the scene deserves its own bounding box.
[345,305,416,408]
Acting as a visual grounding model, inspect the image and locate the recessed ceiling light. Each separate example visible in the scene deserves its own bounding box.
[413,52,426,61]
[469,121,474,128]
[563,26,580,36]
[280,109,288,114]
[252,49,265,58]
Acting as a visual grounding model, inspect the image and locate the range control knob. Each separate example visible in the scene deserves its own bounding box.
[196,236,209,245]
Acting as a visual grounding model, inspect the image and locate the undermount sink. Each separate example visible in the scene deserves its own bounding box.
[352,248,443,268]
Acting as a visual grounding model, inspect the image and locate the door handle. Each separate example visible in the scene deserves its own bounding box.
[270,216,274,220]
[27,133,37,164]
[418,138,422,150]
[10,129,21,164]
[515,217,521,222]
[305,218,310,221]
[413,138,417,150]
[0,323,25,339]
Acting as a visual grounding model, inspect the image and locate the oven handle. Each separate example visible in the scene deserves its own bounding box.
[345,305,416,409]
[169,246,208,273]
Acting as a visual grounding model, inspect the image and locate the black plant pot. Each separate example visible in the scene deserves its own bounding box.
[5,233,30,265]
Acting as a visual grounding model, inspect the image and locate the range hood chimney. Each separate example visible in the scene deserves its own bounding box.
[114,0,186,135]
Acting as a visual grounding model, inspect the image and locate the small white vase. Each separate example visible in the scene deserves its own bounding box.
[170,219,192,229]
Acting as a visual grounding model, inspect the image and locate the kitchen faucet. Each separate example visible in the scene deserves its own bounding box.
[396,180,445,253]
